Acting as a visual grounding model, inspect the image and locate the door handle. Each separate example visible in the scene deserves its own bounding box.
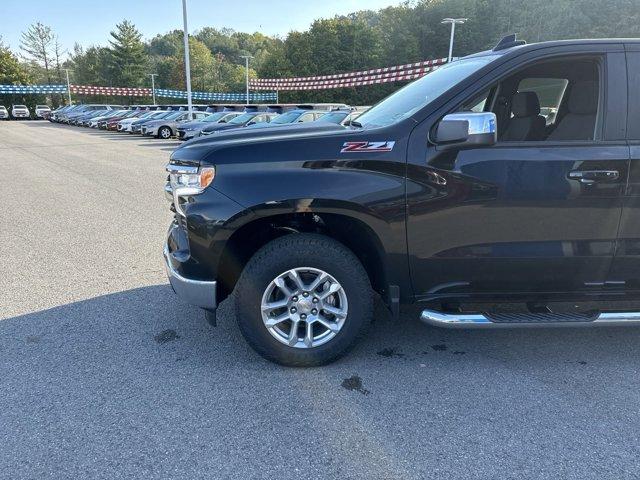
[568,170,620,184]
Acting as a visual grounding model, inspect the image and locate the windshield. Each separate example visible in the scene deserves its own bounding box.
[271,111,303,124]
[356,55,499,128]
[202,112,229,123]
[14,105,27,109]
[165,112,183,120]
[228,113,255,125]
[317,112,349,124]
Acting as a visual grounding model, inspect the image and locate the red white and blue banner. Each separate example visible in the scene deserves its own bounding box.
[0,84,276,102]
[0,84,68,94]
[155,89,276,101]
[250,57,448,91]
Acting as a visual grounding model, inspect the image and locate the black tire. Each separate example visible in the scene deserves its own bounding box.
[158,126,172,139]
[235,233,373,367]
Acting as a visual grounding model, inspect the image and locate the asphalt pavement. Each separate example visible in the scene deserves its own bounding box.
[2,120,640,479]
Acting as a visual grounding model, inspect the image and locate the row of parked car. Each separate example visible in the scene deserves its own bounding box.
[46,103,368,140]
[0,104,52,120]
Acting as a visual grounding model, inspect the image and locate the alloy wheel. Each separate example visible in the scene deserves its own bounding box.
[260,267,348,348]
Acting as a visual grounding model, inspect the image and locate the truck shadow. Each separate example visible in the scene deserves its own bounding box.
[3,285,639,374]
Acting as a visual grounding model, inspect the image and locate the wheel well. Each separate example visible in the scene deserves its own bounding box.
[216,212,388,302]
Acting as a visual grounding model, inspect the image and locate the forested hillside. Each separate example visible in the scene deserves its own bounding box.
[3,0,640,106]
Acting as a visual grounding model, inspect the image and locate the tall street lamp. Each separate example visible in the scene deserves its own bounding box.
[441,18,467,63]
[182,0,193,118]
[240,55,253,105]
[149,73,158,105]
[64,68,72,105]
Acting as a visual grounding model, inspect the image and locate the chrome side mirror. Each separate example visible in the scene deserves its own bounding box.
[434,112,497,150]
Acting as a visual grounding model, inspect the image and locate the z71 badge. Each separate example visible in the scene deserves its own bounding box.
[340,141,395,153]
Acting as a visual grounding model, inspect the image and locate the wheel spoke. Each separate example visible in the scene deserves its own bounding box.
[307,272,328,292]
[264,312,291,328]
[319,282,341,299]
[315,315,341,332]
[287,270,306,292]
[262,298,288,313]
[321,304,347,319]
[304,321,314,347]
[288,321,300,346]
[274,276,292,296]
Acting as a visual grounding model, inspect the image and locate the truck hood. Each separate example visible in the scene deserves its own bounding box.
[170,122,349,167]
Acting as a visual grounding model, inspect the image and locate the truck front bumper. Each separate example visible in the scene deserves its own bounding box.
[163,243,217,310]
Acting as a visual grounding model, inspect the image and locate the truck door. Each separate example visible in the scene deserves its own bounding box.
[406,48,629,300]
[608,46,640,292]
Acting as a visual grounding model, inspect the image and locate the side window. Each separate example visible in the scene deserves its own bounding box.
[517,78,568,126]
[298,113,315,123]
[462,90,491,112]
[452,57,602,143]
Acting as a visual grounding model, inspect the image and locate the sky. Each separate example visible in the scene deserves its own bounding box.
[1,0,404,57]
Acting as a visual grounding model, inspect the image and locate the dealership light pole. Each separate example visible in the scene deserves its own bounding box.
[240,55,253,105]
[441,18,467,62]
[182,0,193,118]
[64,68,72,105]
[149,73,158,105]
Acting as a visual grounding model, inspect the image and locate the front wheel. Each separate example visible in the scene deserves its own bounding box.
[235,234,373,367]
[158,126,172,139]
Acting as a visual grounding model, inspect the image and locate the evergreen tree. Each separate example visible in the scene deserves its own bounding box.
[20,22,56,84]
[108,20,148,87]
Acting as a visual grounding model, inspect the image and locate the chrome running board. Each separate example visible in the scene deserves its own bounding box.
[420,309,640,329]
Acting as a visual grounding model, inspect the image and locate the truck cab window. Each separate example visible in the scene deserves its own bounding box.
[456,57,601,142]
[518,77,568,126]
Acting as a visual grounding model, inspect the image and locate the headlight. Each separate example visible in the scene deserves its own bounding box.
[169,167,215,192]
[166,164,216,216]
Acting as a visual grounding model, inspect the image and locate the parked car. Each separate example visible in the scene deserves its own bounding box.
[176,111,242,140]
[130,110,172,134]
[244,108,325,129]
[90,109,129,128]
[142,111,210,139]
[315,108,367,126]
[199,111,278,136]
[63,105,119,124]
[105,111,141,130]
[49,105,76,122]
[164,36,640,366]
[99,110,138,130]
[35,105,51,119]
[0,106,8,120]
[117,111,160,132]
[74,109,112,126]
[11,105,30,119]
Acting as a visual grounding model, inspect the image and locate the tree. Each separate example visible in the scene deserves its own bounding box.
[108,20,148,87]
[20,22,56,84]
[0,44,30,84]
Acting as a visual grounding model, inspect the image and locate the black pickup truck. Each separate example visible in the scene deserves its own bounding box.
[164,36,640,366]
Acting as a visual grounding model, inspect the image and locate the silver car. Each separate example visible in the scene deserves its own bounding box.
[0,106,8,119]
[141,111,210,139]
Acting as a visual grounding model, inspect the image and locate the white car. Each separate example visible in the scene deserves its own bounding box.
[11,105,30,119]
[35,105,51,119]
[117,111,159,132]
[0,106,8,119]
